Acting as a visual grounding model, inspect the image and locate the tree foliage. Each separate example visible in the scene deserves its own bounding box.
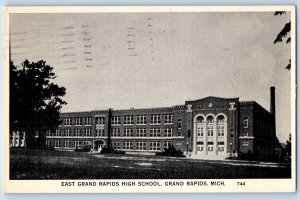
[274,11,291,70]
[10,60,67,148]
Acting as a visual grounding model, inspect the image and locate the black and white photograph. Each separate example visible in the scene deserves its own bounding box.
[4,6,296,193]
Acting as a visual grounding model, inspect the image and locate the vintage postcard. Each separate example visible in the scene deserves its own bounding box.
[3,6,296,193]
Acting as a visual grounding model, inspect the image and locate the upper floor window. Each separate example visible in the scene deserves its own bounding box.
[164,128,173,137]
[196,116,204,124]
[136,115,147,125]
[111,128,120,137]
[207,126,214,137]
[112,116,121,125]
[84,129,91,137]
[177,119,182,129]
[217,115,225,124]
[164,114,173,124]
[207,116,214,124]
[150,128,160,137]
[74,129,81,137]
[136,128,147,137]
[84,117,91,126]
[124,115,134,125]
[150,114,161,124]
[95,116,105,125]
[74,117,82,126]
[124,128,134,137]
[243,118,248,128]
[64,118,71,126]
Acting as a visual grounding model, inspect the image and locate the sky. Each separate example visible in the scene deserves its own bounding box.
[9,11,291,142]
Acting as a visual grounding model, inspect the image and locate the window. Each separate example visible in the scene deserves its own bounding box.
[64,118,71,126]
[207,116,214,124]
[150,114,161,124]
[112,116,121,125]
[163,141,173,149]
[74,129,81,137]
[95,116,105,125]
[55,129,61,136]
[74,140,81,149]
[217,141,225,152]
[243,141,249,146]
[124,128,134,137]
[84,129,91,137]
[54,140,61,148]
[164,128,173,137]
[197,146,204,151]
[196,116,204,124]
[64,140,70,148]
[123,141,133,150]
[177,119,182,129]
[111,129,120,137]
[136,141,147,150]
[149,141,160,151]
[112,142,120,150]
[136,128,147,137]
[96,129,104,137]
[197,126,204,137]
[124,115,133,125]
[164,114,173,124]
[207,146,214,152]
[137,115,147,125]
[217,126,224,137]
[243,118,248,128]
[64,129,71,137]
[74,117,82,126]
[149,128,160,137]
[207,126,214,137]
[84,117,91,126]
[46,140,50,147]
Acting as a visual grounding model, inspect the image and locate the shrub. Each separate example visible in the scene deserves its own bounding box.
[74,145,91,152]
[156,145,186,157]
[100,147,125,154]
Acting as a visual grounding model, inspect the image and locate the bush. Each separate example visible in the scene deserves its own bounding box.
[100,147,125,154]
[156,145,186,157]
[74,145,91,152]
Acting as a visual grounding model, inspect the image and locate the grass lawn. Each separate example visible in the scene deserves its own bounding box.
[10,148,291,179]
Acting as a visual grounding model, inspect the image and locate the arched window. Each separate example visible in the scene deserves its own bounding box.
[206,115,214,137]
[207,115,214,123]
[196,116,204,137]
[196,116,204,124]
[177,119,182,129]
[217,115,225,137]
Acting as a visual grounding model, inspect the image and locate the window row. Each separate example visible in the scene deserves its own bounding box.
[62,117,92,126]
[111,141,173,151]
[110,128,173,137]
[111,114,173,125]
[197,145,225,152]
[196,126,225,137]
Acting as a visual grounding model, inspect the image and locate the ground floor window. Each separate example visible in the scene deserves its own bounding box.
[74,140,81,149]
[149,141,160,151]
[163,141,173,149]
[197,145,204,152]
[218,146,225,152]
[123,141,133,150]
[46,140,50,147]
[54,140,61,148]
[112,142,120,150]
[64,140,70,148]
[136,141,147,150]
[207,146,214,152]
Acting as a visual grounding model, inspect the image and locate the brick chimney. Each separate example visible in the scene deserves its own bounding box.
[270,87,276,136]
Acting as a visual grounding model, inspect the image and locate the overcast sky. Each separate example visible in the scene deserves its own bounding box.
[9,12,291,142]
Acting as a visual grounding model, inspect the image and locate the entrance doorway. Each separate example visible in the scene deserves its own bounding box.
[93,140,105,152]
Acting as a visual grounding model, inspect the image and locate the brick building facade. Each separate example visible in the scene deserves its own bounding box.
[41,87,278,160]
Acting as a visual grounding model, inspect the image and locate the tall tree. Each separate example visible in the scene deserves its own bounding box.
[274,11,291,70]
[10,60,67,148]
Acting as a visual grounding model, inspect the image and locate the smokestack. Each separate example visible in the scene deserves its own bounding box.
[270,87,275,117]
[270,87,276,136]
